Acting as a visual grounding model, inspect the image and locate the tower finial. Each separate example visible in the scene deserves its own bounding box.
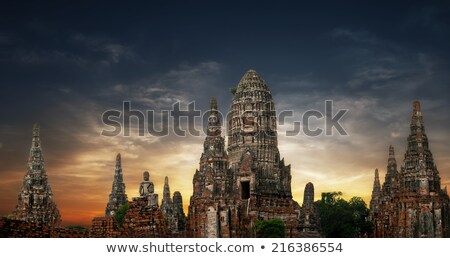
[105,153,128,216]
[207,97,221,136]
[411,100,423,124]
[116,153,121,164]
[210,97,218,111]
[32,123,40,147]
[160,176,172,214]
[371,168,381,199]
[303,182,315,207]
[389,145,395,159]
[33,123,40,136]
[413,100,421,112]
[410,100,425,139]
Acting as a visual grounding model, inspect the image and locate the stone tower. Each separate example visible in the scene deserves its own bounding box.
[105,153,128,216]
[187,70,299,237]
[303,182,315,207]
[172,191,186,233]
[298,182,320,236]
[400,101,441,194]
[369,169,382,216]
[227,69,292,198]
[160,176,173,215]
[198,97,229,197]
[227,70,298,236]
[369,101,450,237]
[382,145,398,197]
[187,97,231,237]
[13,123,61,226]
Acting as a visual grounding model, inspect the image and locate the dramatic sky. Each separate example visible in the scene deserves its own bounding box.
[1,1,449,226]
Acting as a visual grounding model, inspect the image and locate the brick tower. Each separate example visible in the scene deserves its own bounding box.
[13,123,61,226]
[187,70,300,237]
[370,101,450,237]
[105,153,128,216]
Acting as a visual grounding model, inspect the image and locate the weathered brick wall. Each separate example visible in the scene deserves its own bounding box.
[0,217,89,238]
[90,216,119,238]
[90,199,175,238]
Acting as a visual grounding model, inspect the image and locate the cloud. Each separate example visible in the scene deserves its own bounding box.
[272,31,450,203]
[330,28,403,53]
[331,28,381,45]
[72,33,135,65]
[99,61,224,109]
[11,49,88,66]
[402,5,450,35]
[2,32,135,68]
[347,66,399,89]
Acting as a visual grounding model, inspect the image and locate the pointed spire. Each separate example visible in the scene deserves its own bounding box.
[29,123,43,165]
[116,153,121,168]
[160,176,173,215]
[32,123,40,147]
[370,168,382,213]
[210,97,218,111]
[372,169,381,195]
[387,145,397,172]
[14,124,61,226]
[413,100,421,116]
[383,145,398,196]
[401,100,442,193]
[389,145,395,159]
[172,191,186,231]
[163,176,171,200]
[303,182,314,207]
[207,97,221,136]
[105,153,128,216]
[410,100,425,137]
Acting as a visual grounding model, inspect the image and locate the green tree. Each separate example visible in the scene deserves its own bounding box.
[349,197,373,237]
[317,192,372,237]
[255,219,285,238]
[114,204,129,228]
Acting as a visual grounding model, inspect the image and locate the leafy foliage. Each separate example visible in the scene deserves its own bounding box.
[317,192,372,237]
[255,219,285,238]
[114,203,129,228]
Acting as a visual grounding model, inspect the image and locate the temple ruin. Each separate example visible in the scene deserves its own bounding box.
[369,101,450,237]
